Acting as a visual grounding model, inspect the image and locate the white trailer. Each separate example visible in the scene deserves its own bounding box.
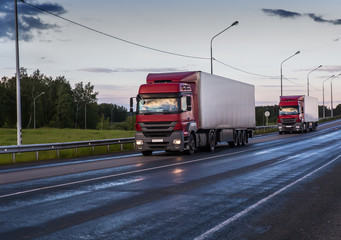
[196,72,255,130]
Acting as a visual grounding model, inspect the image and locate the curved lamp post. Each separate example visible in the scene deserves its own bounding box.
[307,65,322,96]
[280,51,300,96]
[322,75,335,118]
[15,0,22,145]
[331,73,341,117]
[34,92,45,129]
[210,21,238,74]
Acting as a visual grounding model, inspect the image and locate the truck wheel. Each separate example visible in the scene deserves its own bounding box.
[237,131,242,146]
[230,131,238,147]
[241,131,246,145]
[142,150,153,156]
[207,130,216,152]
[187,135,195,155]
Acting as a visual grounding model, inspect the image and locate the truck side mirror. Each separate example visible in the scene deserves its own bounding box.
[130,97,134,113]
[186,96,192,111]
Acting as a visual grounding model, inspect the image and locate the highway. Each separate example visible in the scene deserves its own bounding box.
[0,120,341,239]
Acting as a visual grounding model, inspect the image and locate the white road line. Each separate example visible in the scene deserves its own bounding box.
[194,154,341,240]
[0,148,255,199]
[1,127,340,198]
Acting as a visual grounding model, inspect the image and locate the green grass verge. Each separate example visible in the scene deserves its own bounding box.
[0,128,135,165]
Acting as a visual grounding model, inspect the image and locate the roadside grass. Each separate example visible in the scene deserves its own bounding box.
[0,128,135,165]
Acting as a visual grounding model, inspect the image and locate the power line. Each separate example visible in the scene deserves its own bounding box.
[20,0,284,79]
[20,0,209,60]
[214,58,278,78]
[282,76,303,86]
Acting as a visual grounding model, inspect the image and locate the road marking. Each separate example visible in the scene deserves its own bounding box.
[0,149,254,199]
[194,153,341,240]
[0,153,142,173]
[1,127,340,199]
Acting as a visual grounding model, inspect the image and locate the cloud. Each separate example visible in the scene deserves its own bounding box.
[262,8,341,26]
[307,13,341,25]
[0,0,67,41]
[77,67,185,73]
[262,9,301,18]
[318,65,341,72]
[307,14,330,23]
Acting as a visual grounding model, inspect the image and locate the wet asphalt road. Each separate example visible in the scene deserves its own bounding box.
[0,120,341,239]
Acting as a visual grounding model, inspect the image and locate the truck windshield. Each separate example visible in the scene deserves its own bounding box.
[279,106,299,115]
[138,97,179,114]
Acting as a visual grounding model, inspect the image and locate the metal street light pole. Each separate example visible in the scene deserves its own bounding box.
[280,51,300,96]
[322,75,335,118]
[34,92,45,129]
[111,105,114,127]
[307,65,322,96]
[210,21,238,74]
[15,0,22,145]
[330,73,341,117]
[85,103,88,130]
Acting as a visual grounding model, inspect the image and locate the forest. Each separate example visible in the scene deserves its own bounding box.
[0,69,129,130]
[1,69,340,129]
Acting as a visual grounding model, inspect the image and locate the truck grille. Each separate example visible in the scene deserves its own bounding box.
[139,121,177,138]
[281,118,297,125]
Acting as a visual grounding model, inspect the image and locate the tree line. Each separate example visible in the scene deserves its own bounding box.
[0,69,130,130]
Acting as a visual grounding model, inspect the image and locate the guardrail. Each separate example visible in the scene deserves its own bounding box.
[0,137,135,163]
[255,125,278,134]
[0,126,277,163]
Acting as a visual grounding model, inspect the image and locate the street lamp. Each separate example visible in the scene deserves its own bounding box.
[322,75,335,118]
[210,21,238,74]
[307,65,322,96]
[331,73,341,117]
[34,92,45,129]
[111,104,115,127]
[280,51,300,96]
[85,102,88,130]
[15,0,22,145]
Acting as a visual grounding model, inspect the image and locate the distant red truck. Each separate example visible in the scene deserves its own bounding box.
[277,95,318,134]
[130,71,255,156]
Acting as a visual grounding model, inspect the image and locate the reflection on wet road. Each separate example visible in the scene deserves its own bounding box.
[1,121,341,239]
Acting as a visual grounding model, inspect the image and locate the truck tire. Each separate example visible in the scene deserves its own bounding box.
[142,150,153,156]
[237,131,242,146]
[241,131,246,145]
[228,131,238,147]
[207,130,216,152]
[187,134,195,155]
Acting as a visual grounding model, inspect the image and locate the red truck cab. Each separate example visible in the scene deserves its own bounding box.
[277,95,318,134]
[134,72,197,156]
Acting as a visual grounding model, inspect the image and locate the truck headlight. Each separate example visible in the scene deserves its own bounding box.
[136,140,143,146]
[173,139,181,145]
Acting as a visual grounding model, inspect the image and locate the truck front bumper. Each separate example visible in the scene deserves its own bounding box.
[278,123,303,132]
[135,131,185,152]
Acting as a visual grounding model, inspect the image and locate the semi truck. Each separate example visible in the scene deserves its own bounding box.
[130,71,255,156]
[277,95,318,134]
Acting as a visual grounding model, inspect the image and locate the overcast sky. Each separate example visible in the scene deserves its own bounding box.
[1,0,341,108]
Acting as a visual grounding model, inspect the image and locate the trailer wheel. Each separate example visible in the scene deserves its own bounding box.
[228,131,238,147]
[142,150,153,156]
[187,135,195,155]
[207,130,216,152]
[241,131,246,145]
